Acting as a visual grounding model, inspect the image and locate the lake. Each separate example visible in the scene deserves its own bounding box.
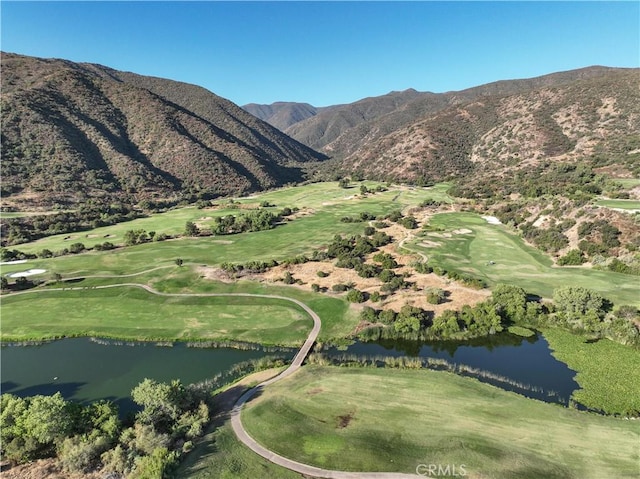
[1,337,293,413]
[322,331,579,405]
[1,331,579,411]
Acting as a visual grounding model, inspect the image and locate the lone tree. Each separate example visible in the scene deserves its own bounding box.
[184,221,200,237]
[338,178,350,188]
[175,258,184,267]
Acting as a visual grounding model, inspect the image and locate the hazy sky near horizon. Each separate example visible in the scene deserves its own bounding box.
[2,1,638,106]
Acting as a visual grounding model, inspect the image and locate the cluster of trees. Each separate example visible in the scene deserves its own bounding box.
[0,378,212,477]
[451,162,608,202]
[209,209,287,235]
[545,286,639,346]
[220,259,279,275]
[358,300,506,340]
[124,229,168,246]
[326,231,392,270]
[356,284,547,341]
[1,203,144,246]
[340,211,376,223]
[520,222,570,253]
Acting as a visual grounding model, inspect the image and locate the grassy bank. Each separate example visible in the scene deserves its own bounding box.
[595,198,640,210]
[0,285,312,345]
[179,423,301,479]
[410,212,639,306]
[542,328,640,415]
[242,366,639,478]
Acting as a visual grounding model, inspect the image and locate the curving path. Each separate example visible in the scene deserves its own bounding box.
[6,281,418,478]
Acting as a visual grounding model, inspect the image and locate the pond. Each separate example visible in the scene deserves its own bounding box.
[1,332,579,411]
[322,331,579,405]
[1,337,294,414]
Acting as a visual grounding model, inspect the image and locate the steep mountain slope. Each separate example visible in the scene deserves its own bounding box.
[284,88,424,151]
[0,52,327,209]
[242,102,323,131]
[282,67,636,164]
[339,68,640,183]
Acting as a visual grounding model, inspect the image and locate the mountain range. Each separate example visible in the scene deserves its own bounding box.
[2,52,638,210]
[1,52,326,209]
[245,66,639,182]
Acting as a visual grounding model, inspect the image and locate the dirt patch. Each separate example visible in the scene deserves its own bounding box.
[0,458,103,479]
[419,241,440,248]
[337,411,355,429]
[452,228,472,235]
[532,215,549,228]
[196,266,235,283]
[307,387,324,395]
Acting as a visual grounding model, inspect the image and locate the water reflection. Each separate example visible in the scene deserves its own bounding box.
[322,332,579,405]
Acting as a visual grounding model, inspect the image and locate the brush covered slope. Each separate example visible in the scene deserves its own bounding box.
[276,67,639,183]
[0,52,327,209]
[346,68,640,184]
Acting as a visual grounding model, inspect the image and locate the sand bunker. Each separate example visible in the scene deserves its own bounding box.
[8,269,47,278]
[419,241,441,248]
[482,216,502,225]
[452,228,473,234]
[0,260,28,265]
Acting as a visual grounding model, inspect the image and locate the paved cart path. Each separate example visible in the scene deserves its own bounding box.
[5,282,418,478]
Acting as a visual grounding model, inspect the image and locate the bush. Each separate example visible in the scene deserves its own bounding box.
[413,262,433,274]
[346,289,366,303]
[557,249,585,266]
[426,288,446,304]
[69,242,85,254]
[332,284,349,292]
[316,270,329,278]
[378,269,396,283]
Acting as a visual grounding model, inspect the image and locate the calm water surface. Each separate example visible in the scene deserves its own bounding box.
[1,337,293,412]
[2,332,579,410]
[324,332,579,404]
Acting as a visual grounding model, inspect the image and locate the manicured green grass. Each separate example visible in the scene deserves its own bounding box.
[0,266,357,344]
[542,328,640,415]
[9,181,449,256]
[3,182,451,280]
[595,199,640,210]
[242,366,639,478]
[178,423,301,479]
[0,285,311,346]
[410,212,639,306]
[614,178,640,189]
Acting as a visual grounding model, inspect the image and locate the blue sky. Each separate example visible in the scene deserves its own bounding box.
[2,2,638,106]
